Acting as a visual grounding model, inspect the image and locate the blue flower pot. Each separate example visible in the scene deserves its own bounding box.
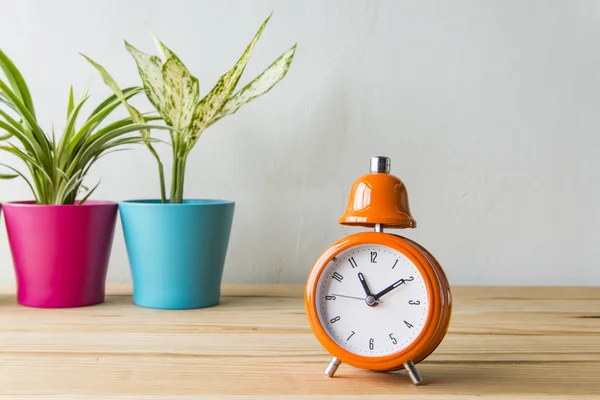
[119,199,235,309]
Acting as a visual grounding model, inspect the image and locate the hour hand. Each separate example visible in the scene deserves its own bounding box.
[374,276,414,299]
[357,272,373,297]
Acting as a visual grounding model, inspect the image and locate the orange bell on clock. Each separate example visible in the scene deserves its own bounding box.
[339,156,416,229]
[305,156,452,385]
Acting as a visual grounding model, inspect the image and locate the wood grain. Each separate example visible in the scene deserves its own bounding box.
[0,285,599,399]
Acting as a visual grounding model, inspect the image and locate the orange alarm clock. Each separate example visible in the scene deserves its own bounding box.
[305,156,451,384]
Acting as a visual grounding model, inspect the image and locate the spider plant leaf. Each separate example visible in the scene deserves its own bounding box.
[0,119,39,155]
[81,55,127,102]
[209,43,296,126]
[61,95,89,149]
[124,42,169,123]
[0,105,25,132]
[77,180,101,205]
[0,49,36,118]
[27,157,54,190]
[64,174,85,199]
[80,81,90,103]
[87,122,170,147]
[162,54,199,130]
[55,170,83,205]
[88,147,132,163]
[55,168,69,181]
[0,78,49,156]
[85,115,162,142]
[0,173,17,179]
[79,53,171,203]
[89,138,146,161]
[80,147,133,178]
[51,125,57,150]
[69,123,172,176]
[73,88,143,149]
[0,145,50,190]
[67,86,74,118]
[86,86,142,120]
[0,144,40,168]
[84,136,145,161]
[188,14,271,141]
[82,55,150,138]
[0,92,18,113]
[0,119,23,138]
[0,162,39,202]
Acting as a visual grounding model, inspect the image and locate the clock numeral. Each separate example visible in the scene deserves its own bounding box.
[389,333,397,345]
[330,316,341,323]
[347,331,355,341]
[408,300,420,305]
[370,252,377,263]
[404,320,414,329]
[325,295,336,300]
[348,257,357,268]
[392,259,399,269]
[332,272,344,282]
[369,338,374,350]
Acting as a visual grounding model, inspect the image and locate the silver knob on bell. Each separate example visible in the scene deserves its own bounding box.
[370,156,391,174]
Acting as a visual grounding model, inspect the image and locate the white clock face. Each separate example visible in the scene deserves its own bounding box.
[315,244,430,357]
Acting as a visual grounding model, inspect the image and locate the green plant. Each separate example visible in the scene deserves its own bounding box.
[87,14,296,203]
[0,50,168,204]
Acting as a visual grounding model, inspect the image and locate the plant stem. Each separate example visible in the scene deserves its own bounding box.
[170,142,179,203]
[157,159,167,204]
[170,136,188,204]
[146,143,166,203]
[180,154,188,201]
[175,153,188,203]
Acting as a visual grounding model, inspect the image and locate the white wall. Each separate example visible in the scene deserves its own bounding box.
[0,0,598,286]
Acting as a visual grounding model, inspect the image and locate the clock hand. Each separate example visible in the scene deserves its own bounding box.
[332,294,366,301]
[373,276,414,300]
[331,293,383,303]
[357,272,373,297]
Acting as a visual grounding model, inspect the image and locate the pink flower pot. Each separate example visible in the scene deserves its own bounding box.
[2,201,118,308]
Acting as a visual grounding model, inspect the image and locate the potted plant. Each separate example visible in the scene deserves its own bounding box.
[0,49,168,308]
[87,14,296,309]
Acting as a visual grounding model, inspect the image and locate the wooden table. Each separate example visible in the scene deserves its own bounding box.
[0,285,599,399]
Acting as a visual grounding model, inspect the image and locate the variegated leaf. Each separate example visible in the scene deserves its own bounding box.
[209,43,296,126]
[82,55,149,140]
[162,54,199,130]
[124,41,170,125]
[149,28,173,62]
[188,13,272,141]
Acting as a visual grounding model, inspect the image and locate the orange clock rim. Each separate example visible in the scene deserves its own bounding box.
[305,232,444,371]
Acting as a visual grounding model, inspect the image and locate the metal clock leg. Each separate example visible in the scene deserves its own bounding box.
[325,357,341,377]
[403,360,423,385]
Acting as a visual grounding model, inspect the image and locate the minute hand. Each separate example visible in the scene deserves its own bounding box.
[373,276,414,299]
